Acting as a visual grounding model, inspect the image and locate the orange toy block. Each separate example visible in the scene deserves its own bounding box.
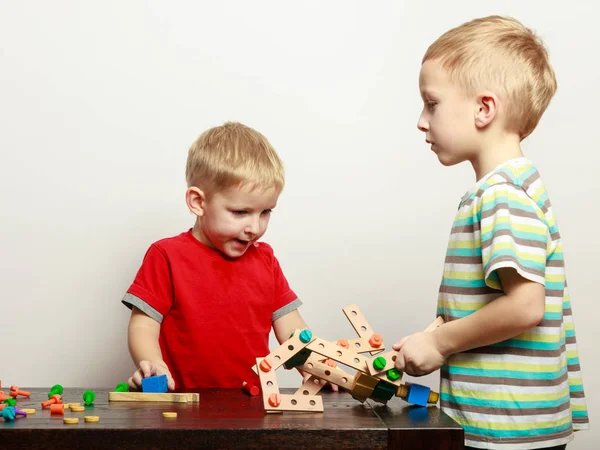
[50,403,65,414]
[242,381,260,396]
[10,386,31,398]
[42,394,63,409]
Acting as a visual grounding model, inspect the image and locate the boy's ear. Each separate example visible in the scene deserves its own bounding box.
[474,93,498,129]
[186,187,206,217]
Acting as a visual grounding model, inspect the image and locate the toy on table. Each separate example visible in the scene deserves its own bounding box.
[3,398,17,406]
[48,384,63,398]
[41,394,62,409]
[10,386,31,398]
[250,304,444,413]
[114,382,129,393]
[142,374,168,393]
[1,406,16,421]
[83,390,95,406]
[242,381,260,396]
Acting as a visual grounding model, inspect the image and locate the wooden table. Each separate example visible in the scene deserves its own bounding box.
[1,388,463,449]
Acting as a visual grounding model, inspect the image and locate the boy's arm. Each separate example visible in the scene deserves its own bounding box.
[272,309,309,344]
[394,268,545,376]
[127,307,175,390]
[436,267,545,354]
[272,309,339,392]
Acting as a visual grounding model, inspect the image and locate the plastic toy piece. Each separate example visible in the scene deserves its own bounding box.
[66,403,81,408]
[371,380,397,403]
[13,406,28,417]
[83,390,96,406]
[84,416,100,422]
[50,403,65,414]
[108,392,199,403]
[162,412,177,418]
[3,398,16,406]
[21,408,36,414]
[142,375,168,393]
[0,391,10,402]
[397,383,440,407]
[242,381,260,396]
[1,406,16,421]
[115,382,129,393]
[283,347,312,369]
[10,386,31,398]
[350,372,380,403]
[64,417,79,424]
[252,329,315,376]
[70,406,85,412]
[48,384,64,399]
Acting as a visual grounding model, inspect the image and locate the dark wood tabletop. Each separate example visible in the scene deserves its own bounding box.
[0,388,463,449]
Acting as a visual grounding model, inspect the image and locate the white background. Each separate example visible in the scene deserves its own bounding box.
[1,1,597,447]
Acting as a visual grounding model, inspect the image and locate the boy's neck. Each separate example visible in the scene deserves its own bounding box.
[471,132,523,181]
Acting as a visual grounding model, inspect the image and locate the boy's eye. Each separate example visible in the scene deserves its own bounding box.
[426,101,437,112]
[261,209,273,215]
[232,210,247,216]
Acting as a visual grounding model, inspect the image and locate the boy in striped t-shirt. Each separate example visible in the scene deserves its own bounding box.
[392,16,589,450]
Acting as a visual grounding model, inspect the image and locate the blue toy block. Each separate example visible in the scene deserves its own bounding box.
[142,374,168,393]
[406,383,430,407]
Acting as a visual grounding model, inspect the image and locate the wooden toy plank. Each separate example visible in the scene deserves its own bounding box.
[342,304,375,338]
[108,392,199,403]
[265,393,324,413]
[251,329,314,375]
[342,304,383,356]
[306,338,369,372]
[294,375,325,396]
[256,357,281,411]
[346,337,385,355]
[298,354,355,391]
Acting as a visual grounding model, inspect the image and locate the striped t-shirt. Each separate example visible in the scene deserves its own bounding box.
[437,158,589,449]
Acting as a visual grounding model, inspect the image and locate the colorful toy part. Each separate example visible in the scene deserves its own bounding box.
[397,383,440,407]
[3,398,17,406]
[10,386,31,398]
[0,391,11,402]
[1,406,16,421]
[48,384,63,399]
[42,394,63,409]
[242,381,260,396]
[114,382,129,393]
[142,375,168,393]
[250,305,443,413]
[83,390,96,406]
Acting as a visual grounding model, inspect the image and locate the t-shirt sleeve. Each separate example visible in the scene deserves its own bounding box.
[479,183,549,289]
[267,245,299,314]
[121,244,174,323]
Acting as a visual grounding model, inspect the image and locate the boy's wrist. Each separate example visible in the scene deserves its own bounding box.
[433,326,455,358]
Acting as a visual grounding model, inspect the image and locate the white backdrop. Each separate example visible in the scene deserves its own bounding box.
[1,1,597,447]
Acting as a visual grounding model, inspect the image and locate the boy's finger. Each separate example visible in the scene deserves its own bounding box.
[139,361,154,378]
[167,376,176,391]
[394,351,407,372]
[392,336,410,351]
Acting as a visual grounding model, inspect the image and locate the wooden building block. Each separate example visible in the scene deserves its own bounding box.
[306,338,369,372]
[252,329,315,375]
[265,393,324,413]
[108,392,199,403]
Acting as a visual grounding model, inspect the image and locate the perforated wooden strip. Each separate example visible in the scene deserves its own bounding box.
[264,393,324,413]
[306,338,369,372]
[342,304,374,338]
[251,329,314,375]
[256,357,281,411]
[298,354,355,391]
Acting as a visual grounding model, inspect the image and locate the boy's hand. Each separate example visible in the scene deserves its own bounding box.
[128,360,176,391]
[392,331,445,377]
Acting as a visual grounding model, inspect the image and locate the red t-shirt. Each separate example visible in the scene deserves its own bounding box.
[123,230,298,388]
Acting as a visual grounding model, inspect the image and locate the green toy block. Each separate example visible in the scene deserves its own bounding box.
[115,382,129,392]
[83,390,95,406]
[3,398,17,406]
[386,368,401,381]
[371,380,397,402]
[373,356,387,371]
[48,384,63,398]
[284,347,312,369]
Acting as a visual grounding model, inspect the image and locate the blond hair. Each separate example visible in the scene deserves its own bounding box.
[423,16,557,140]
[186,122,284,194]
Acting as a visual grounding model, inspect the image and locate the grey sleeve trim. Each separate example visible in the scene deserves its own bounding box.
[272,298,303,322]
[122,293,164,324]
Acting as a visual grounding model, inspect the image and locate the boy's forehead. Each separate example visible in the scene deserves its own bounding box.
[219,184,280,206]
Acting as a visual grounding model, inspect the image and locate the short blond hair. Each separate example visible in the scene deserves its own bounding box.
[186,122,284,194]
[423,16,557,140]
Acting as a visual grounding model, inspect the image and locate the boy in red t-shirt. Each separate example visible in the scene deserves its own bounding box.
[122,121,330,391]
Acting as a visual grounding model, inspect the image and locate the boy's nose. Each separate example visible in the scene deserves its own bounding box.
[417,113,429,132]
[245,216,260,236]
